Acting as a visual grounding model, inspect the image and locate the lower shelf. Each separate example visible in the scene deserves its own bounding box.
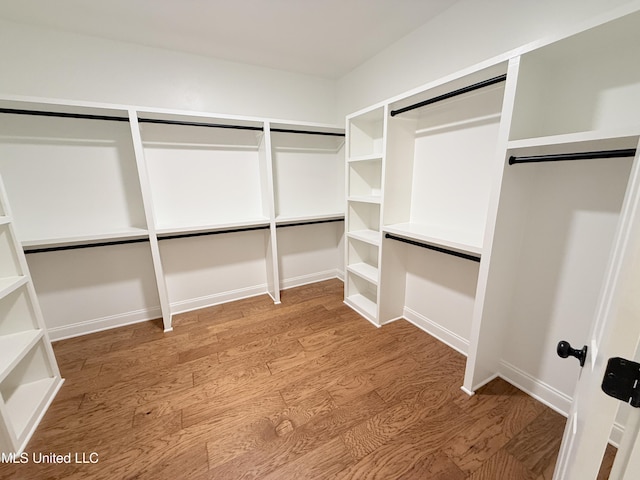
[3,376,61,447]
[345,293,377,322]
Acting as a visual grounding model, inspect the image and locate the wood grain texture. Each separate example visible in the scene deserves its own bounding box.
[0,279,614,479]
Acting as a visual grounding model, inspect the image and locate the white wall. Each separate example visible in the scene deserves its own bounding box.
[0,19,337,124]
[337,0,637,118]
[1,2,636,124]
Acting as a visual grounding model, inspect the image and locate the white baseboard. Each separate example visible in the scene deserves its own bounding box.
[380,316,404,326]
[280,269,341,290]
[170,284,268,315]
[403,307,469,356]
[48,307,162,341]
[499,360,624,446]
[47,275,343,341]
[499,360,572,417]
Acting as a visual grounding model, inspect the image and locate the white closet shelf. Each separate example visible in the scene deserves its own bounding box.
[347,263,379,284]
[0,216,10,226]
[155,218,271,236]
[347,230,381,246]
[507,129,640,157]
[0,330,43,383]
[348,195,382,205]
[384,223,483,256]
[348,153,384,163]
[21,228,150,250]
[3,376,61,441]
[0,276,28,299]
[345,294,377,321]
[275,213,344,225]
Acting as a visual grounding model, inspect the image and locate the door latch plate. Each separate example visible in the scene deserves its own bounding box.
[602,357,640,408]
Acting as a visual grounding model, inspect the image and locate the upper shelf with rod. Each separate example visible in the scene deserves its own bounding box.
[0,104,149,248]
[270,123,345,225]
[386,62,508,121]
[509,9,640,141]
[381,61,510,256]
[506,129,640,166]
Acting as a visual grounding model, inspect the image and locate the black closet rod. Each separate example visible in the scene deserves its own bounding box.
[0,108,343,137]
[0,107,129,122]
[389,74,507,117]
[138,117,264,131]
[270,127,345,137]
[384,233,481,263]
[24,237,150,254]
[509,148,637,165]
[276,218,344,229]
[158,225,270,241]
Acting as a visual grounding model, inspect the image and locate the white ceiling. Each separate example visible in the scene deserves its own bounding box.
[0,0,460,79]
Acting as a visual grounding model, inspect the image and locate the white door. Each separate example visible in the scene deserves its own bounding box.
[555,147,640,479]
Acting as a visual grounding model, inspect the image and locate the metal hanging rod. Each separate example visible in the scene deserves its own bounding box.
[158,225,270,241]
[138,117,263,131]
[384,233,481,262]
[0,107,129,122]
[270,127,345,137]
[24,237,150,254]
[0,108,343,137]
[509,148,637,165]
[276,218,344,229]
[390,74,507,117]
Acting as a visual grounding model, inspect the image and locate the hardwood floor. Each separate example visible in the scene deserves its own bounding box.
[0,279,614,479]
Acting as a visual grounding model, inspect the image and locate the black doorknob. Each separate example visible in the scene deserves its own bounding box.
[557,341,588,367]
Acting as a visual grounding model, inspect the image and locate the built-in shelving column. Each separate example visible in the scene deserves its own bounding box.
[377,64,508,353]
[344,106,385,325]
[0,105,160,340]
[465,9,640,413]
[138,113,273,317]
[270,124,345,291]
[0,171,62,454]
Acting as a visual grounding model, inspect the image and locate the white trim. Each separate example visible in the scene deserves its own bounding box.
[170,284,268,315]
[403,307,469,356]
[48,308,162,341]
[499,360,573,416]
[495,366,626,447]
[611,422,625,448]
[280,270,341,290]
[380,316,404,326]
[470,372,501,393]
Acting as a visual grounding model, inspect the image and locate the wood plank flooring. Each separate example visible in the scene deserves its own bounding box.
[0,279,615,479]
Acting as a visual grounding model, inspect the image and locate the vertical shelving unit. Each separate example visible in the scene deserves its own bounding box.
[382,63,507,255]
[0,171,62,454]
[0,99,346,338]
[137,113,277,315]
[375,64,508,353]
[342,11,640,445]
[270,125,345,289]
[464,9,640,409]
[0,105,160,339]
[344,107,385,324]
